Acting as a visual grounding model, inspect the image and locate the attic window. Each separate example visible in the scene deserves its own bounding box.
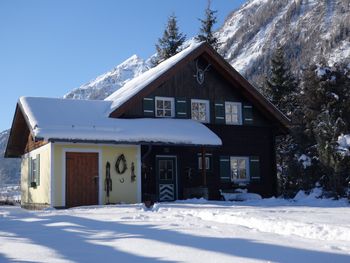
[155,97,175,118]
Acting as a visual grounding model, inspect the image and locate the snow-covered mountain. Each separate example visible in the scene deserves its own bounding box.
[64,55,150,100]
[0,130,20,185]
[217,0,350,84]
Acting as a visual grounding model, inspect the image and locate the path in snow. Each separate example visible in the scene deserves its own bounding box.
[0,199,349,263]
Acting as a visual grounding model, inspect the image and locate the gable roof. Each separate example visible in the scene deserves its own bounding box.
[105,41,290,133]
[5,97,221,157]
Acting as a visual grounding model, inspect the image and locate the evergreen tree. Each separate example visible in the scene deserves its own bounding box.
[301,63,350,197]
[154,14,186,65]
[262,44,301,197]
[196,0,219,50]
[264,44,297,116]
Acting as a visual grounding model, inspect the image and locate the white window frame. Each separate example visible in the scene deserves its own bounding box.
[191,99,210,123]
[155,96,175,118]
[230,156,250,183]
[225,102,242,125]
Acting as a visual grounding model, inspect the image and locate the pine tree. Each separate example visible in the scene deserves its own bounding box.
[264,44,297,116]
[196,0,219,50]
[301,63,350,197]
[262,44,301,197]
[154,14,186,65]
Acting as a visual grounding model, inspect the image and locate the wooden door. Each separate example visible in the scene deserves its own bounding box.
[66,152,99,208]
[157,156,177,202]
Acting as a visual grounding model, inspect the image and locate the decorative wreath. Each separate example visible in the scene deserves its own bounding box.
[115,154,127,174]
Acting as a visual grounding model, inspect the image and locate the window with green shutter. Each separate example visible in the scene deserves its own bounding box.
[243,104,253,125]
[143,97,155,117]
[214,102,225,124]
[249,156,260,182]
[175,98,187,118]
[219,156,230,181]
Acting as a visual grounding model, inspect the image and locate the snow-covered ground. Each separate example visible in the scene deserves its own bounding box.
[0,196,349,262]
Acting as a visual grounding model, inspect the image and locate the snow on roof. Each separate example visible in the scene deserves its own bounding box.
[19,97,221,146]
[105,41,203,115]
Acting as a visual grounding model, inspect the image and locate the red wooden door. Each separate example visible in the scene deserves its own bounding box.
[66,152,99,208]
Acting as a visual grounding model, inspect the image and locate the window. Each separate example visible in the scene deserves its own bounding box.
[191,99,210,123]
[198,155,211,170]
[225,102,242,125]
[155,97,175,118]
[230,157,249,183]
[159,159,174,180]
[28,155,40,187]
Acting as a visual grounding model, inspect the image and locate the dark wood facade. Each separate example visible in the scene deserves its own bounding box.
[109,44,288,201]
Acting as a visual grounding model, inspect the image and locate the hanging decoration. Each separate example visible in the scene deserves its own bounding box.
[115,154,127,174]
[194,59,211,85]
[131,162,136,182]
[104,162,112,203]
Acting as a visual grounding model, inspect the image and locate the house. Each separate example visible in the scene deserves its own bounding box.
[5,42,289,209]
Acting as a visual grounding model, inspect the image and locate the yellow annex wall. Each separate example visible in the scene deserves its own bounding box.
[21,143,51,206]
[53,143,140,207]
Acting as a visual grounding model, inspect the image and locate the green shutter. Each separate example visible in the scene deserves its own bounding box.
[219,156,231,181]
[215,102,225,124]
[250,156,260,182]
[28,157,32,187]
[143,97,154,117]
[176,98,187,118]
[243,104,253,125]
[36,154,40,186]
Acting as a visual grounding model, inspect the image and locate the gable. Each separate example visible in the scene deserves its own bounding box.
[107,42,290,132]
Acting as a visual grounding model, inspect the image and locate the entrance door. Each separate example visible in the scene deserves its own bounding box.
[157,156,177,202]
[66,152,99,208]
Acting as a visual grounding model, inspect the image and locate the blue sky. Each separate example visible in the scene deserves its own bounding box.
[0,0,246,131]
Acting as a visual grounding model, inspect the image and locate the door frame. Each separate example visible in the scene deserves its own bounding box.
[155,155,178,201]
[62,148,102,207]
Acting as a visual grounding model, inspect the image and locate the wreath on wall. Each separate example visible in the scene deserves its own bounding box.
[115,154,127,174]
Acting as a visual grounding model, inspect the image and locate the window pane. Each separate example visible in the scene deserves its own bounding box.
[164,109,172,117]
[164,100,171,109]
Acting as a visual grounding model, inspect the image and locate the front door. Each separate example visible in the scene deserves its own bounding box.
[66,152,99,208]
[157,156,177,202]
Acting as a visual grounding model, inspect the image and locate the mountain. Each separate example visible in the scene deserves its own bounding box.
[0,130,20,185]
[217,0,350,85]
[64,55,149,100]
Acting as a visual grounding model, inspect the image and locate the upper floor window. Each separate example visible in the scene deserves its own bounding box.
[191,99,210,123]
[225,102,242,125]
[155,97,175,118]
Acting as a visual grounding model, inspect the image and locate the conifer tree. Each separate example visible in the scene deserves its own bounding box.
[301,63,350,197]
[154,14,186,65]
[196,0,219,50]
[264,44,297,116]
[263,44,301,197]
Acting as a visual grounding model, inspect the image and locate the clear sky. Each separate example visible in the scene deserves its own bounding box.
[0,0,246,131]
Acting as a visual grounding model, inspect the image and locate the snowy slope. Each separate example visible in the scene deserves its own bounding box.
[64,55,149,100]
[0,197,349,262]
[0,130,20,185]
[217,0,350,83]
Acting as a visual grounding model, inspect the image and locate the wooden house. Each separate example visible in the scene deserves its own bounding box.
[5,42,289,208]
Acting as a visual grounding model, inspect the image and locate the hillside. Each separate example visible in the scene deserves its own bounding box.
[217,0,350,84]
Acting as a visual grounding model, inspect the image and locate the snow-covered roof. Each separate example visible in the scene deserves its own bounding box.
[105,41,203,115]
[19,97,221,146]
